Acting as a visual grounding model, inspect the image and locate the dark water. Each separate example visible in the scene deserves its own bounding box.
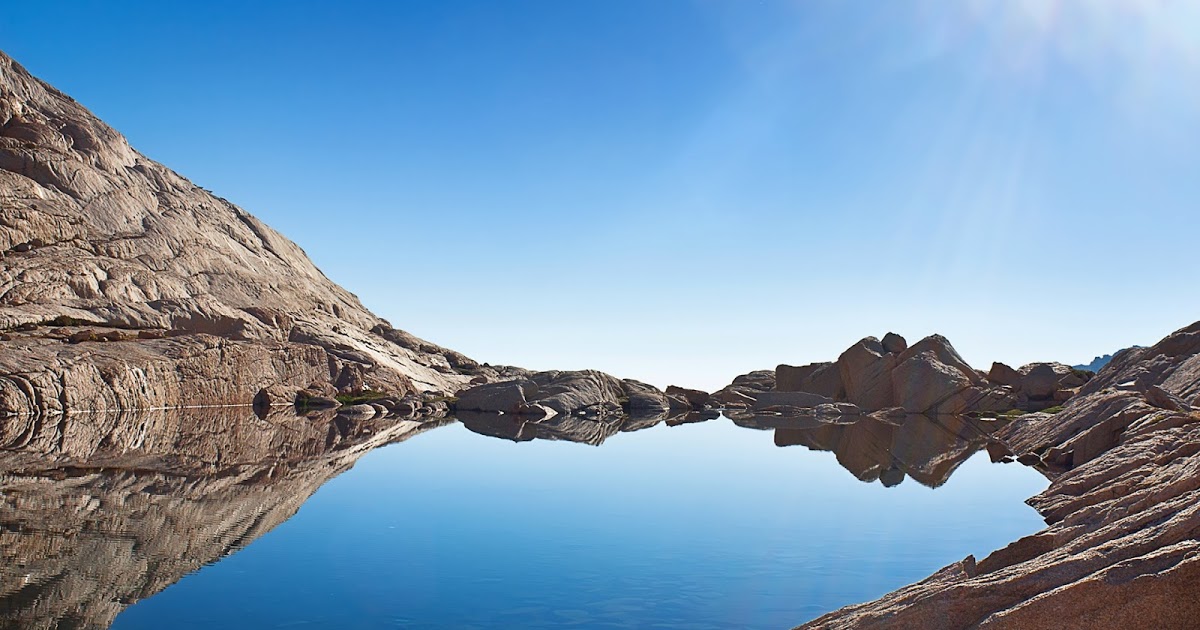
[1,412,1047,629]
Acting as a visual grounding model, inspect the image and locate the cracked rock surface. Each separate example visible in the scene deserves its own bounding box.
[0,49,477,415]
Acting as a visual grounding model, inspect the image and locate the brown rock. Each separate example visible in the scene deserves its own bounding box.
[881,332,908,353]
[455,380,537,414]
[838,337,897,410]
[67,330,97,344]
[665,385,709,410]
[1145,384,1191,412]
[988,362,1022,387]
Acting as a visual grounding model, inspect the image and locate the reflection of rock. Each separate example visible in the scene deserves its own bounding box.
[773,414,996,488]
[802,320,1200,629]
[0,407,448,630]
[457,409,624,446]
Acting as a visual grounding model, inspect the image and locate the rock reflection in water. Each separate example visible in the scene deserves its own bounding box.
[1,407,1012,629]
[728,410,1005,488]
[0,407,447,630]
[455,409,719,446]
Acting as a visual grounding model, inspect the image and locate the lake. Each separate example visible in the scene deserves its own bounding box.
[1,411,1048,629]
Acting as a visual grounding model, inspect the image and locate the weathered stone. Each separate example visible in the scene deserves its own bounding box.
[838,337,897,410]
[665,385,709,410]
[753,391,835,410]
[1145,384,1191,412]
[0,49,478,414]
[776,361,845,399]
[881,332,908,353]
[988,362,1022,387]
[622,379,670,414]
[891,350,973,414]
[455,380,537,414]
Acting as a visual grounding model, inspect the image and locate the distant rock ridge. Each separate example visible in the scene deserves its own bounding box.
[710,332,1091,416]
[1072,347,1142,373]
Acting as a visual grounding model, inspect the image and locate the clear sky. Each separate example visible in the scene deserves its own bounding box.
[3,1,1199,390]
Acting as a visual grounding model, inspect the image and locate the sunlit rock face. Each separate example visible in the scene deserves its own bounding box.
[0,49,481,415]
[0,407,448,630]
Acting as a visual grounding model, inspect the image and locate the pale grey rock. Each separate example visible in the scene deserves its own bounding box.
[0,50,477,416]
[455,380,537,414]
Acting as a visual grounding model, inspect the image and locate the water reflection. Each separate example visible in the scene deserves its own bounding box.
[0,408,445,630]
[731,411,1002,488]
[0,407,1015,629]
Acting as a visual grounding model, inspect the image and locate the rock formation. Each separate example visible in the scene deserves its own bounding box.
[800,320,1200,629]
[0,49,483,417]
[712,333,1094,416]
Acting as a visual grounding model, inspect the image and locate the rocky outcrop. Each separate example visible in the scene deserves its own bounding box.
[0,49,481,416]
[800,320,1200,629]
[709,369,775,409]
[456,369,678,419]
[717,333,1019,415]
[989,361,1092,411]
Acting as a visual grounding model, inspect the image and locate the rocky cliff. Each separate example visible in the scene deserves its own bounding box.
[0,49,479,416]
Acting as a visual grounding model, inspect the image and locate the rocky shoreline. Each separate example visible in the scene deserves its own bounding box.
[797,322,1200,629]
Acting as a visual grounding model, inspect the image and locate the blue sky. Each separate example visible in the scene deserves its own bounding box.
[4,1,1199,389]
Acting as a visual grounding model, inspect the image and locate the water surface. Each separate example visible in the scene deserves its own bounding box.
[84,413,1048,629]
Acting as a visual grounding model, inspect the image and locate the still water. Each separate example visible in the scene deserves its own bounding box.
[0,412,1046,624]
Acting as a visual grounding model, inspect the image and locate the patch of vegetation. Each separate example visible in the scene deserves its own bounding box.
[334,390,390,405]
[1040,405,1065,414]
[1001,409,1028,418]
[1070,368,1095,381]
[43,315,91,327]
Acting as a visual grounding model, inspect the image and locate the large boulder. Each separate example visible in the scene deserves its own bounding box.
[1021,363,1062,400]
[838,337,897,410]
[776,361,845,399]
[881,332,908,353]
[665,385,709,411]
[891,350,975,414]
[988,362,1022,387]
[621,379,670,414]
[709,370,775,409]
[896,335,985,385]
[531,370,626,416]
[455,380,538,414]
